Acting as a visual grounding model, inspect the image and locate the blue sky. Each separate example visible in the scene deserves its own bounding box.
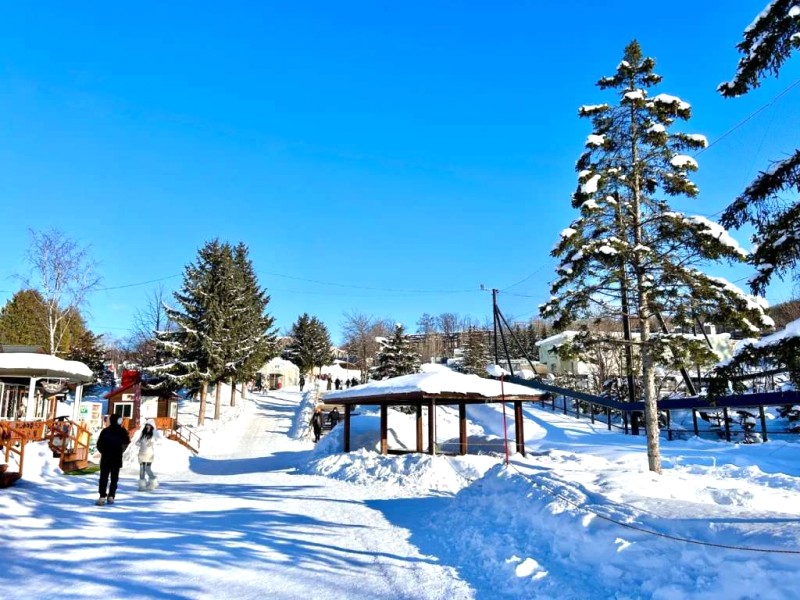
[1,1,798,346]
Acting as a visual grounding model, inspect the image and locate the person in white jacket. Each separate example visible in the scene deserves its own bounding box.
[137,420,159,491]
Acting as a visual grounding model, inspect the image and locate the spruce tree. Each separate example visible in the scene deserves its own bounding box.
[372,323,421,380]
[708,4,800,393]
[153,240,230,425]
[283,314,333,377]
[540,41,773,473]
[718,1,800,295]
[222,243,278,406]
[0,289,50,349]
[460,328,492,376]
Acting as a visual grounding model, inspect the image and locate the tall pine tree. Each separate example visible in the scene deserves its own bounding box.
[541,41,773,473]
[153,240,231,425]
[718,1,800,294]
[708,4,800,393]
[460,328,492,376]
[372,323,421,380]
[222,243,278,407]
[283,314,333,377]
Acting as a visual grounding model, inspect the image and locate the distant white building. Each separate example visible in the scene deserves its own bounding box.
[535,331,593,377]
[257,357,300,390]
[536,327,737,380]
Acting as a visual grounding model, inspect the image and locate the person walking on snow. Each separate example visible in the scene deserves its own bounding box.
[310,406,324,442]
[328,407,340,428]
[137,420,160,491]
[96,416,131,505]
[299,375,305,392]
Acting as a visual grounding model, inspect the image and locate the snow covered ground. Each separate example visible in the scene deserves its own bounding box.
[2,384,800,599]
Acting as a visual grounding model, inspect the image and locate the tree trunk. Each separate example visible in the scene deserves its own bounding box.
[214,380,222,420]
[198,381,208,426]
[230,380,236,407]
[640,320,661,474]
[240,381,246,400]
[629,92,661,475]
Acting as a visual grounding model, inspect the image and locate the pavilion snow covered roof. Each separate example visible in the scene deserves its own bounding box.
[0,352,93,382]
[324,364,542,403]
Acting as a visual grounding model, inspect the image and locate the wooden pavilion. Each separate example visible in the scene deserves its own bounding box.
[323,366,542,456]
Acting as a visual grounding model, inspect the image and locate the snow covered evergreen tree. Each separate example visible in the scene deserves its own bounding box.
[221,243,278,406]
[460,328,492,376]
[540,40,773,473]
[719,1,800,295]
[371,323,421,380]
[152,240,232,425]
[283,313,333,377]
[708,4,800,394]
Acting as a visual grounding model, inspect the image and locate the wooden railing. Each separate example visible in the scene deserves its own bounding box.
[43,418,92,471]
[0,421,27,475]
[170,423,201,452]
[153,417,176,431]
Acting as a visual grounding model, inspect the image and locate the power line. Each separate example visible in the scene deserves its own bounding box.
[696,77,800,158]
[97,274,182,291]
[258,270,476,294]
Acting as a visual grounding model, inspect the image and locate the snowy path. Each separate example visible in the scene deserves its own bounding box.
[1,394,472,600]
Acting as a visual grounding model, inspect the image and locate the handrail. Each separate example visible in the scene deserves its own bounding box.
[172,423,201,451]
[1,421,30,475]
[43,418,92,471]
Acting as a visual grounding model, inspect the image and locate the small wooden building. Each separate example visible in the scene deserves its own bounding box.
[104,370,179,429]
[324,366,542,457]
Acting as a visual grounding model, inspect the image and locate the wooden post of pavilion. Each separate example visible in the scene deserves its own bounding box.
[416,403,423,452]
[458,402,467,455]
[427,398,435,455]
[343,404,351,452]
[514,400,525,456]
[380,403,388,455]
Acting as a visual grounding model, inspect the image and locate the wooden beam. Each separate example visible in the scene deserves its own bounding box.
[416,403,423,453]
[459,402,467,455]
[515,401,525,456]
[380,403,388,455]
[428,398,435,455]
[344,404,351,452]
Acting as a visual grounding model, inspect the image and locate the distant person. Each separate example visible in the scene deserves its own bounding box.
[310,406,324,442]
[334,378,341,390]
[299,375,305,392]
[328,407,340,428]
[136,420,160,491]
[351,377,359,387]
[95,416,131,506]
[327,378,332,391]
[345,379,351,389]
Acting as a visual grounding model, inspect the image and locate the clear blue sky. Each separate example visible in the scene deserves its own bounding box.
[1,1,798,346]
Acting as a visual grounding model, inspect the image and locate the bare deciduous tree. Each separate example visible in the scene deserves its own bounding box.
[22,228,101,356]
[341,311,392,382]
[127,285,175,368]
[437,312,459,358]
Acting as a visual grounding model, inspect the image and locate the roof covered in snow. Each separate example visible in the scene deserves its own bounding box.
[324,364,541,404]
[0,352,93,382]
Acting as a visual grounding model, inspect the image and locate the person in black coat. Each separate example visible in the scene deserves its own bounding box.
[95,416,131,505]
[328,407,340,428]
[310,406,324,442]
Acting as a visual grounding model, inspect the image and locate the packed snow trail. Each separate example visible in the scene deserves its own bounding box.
[1,393,473,600]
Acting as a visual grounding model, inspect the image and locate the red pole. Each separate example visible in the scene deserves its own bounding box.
[500,374,509,465]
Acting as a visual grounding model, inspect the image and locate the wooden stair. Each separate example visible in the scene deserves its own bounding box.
[0,464,21,488]
[167,423,200,453]
[0,421,25,486]
[46,419,91,473]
